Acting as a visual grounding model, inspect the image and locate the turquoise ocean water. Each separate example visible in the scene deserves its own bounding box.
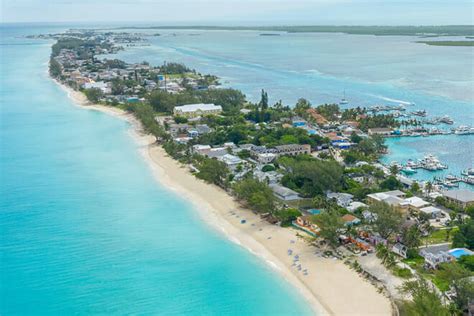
[0,25,313,315]
[111,29,473,186]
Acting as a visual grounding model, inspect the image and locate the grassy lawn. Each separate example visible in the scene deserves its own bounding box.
[421,227,459,245]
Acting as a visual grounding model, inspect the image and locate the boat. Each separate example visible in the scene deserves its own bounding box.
[445,174,457,181]
[439,115,454,125]
[411,110,427,117]
[454,125,474,135]
[339,89,349,105]
[443,181,459,188]
[401,167,417,174]
[461,168,474,176]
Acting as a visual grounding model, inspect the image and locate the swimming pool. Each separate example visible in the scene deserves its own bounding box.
[307,209,322,215]
[448,248,474,259]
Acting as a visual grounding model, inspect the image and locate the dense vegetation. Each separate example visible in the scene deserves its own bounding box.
[116,25,474,37]
[279,155,344,197]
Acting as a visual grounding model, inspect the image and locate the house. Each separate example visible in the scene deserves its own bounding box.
[341,214,361,226]
[401,196,431,211]
[206,147,228,159]
[362,210,377,223]
[419,206,443,218]
[419,244,453,269]
[326,192,354,208]
[253,170,282,185]
[192,144,211,155]
[218,154,243,171]
[392,243,408,258]
[347,201,368,212]
[270,184,300,201]
[367,190,407,209]
[441,190,474,208]
[173,103,222,118]
[368,128,393,136]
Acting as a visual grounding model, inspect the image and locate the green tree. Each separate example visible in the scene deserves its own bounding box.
[401,226,421,252]
[313,210,344,247]
[49,58,62,77]
[379,176,402,190]
[233,178,275,213]
[399,278,450,316]
[436,262,474,313]
[458,255,474,271]
[452,219,474,250]
[83,88,103,103]
[410,181,420,194]
[275,208,301,227]
[370,202,403,239]
[294,98,311,116]
[196,158,229,188]
[389,164,399,176]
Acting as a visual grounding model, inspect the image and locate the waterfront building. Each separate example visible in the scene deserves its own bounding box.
[368,128,393,136]
[173,103,222,118]
[441,190,474,208]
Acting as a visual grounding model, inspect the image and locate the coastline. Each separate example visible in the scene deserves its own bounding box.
[57,81,393,316]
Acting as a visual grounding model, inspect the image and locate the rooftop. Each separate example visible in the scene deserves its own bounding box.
[442,189,474,203]
[174,103,222,113]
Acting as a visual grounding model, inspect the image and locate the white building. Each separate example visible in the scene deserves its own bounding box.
[83,81,111,94]
[270,184,300,201]
[218,154,243,171]
[173,103,222,118]
[419,206,443,218]
[257,153,277,164]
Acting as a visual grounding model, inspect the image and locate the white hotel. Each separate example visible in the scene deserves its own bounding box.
[173,103,222,118]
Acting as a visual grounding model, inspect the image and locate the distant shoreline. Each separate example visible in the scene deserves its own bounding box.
[109,25,474,37]
[53,78,394,316]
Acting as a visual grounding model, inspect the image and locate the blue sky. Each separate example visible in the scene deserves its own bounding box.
[1,0,473,24]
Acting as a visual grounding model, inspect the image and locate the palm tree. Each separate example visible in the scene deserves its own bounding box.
[425,181,433,194]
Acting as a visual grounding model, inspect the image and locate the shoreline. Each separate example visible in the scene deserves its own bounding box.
[56,81,393,315]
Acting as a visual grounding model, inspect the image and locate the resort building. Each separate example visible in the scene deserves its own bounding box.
[270,184,300,201]
[256,153,277,164]
[274,144,311,156]
[173,103,222,118]
[83,81,111,94]
[441,190,474,208]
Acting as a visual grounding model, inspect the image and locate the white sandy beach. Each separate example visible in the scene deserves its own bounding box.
[60,83,393,316]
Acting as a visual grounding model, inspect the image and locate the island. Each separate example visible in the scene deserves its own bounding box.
[41,29,474,316]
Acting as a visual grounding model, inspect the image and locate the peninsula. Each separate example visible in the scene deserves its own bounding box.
[43,29,474,316]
